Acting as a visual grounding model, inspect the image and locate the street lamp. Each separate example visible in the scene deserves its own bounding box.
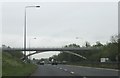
[24,6,40,60]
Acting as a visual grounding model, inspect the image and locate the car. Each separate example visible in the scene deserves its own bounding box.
[51,61,58,65]
[38,61,44,65]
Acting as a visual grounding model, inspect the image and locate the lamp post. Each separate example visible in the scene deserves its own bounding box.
[24,6,40,60]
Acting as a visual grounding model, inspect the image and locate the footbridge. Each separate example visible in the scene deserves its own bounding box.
[2,47,100,60]
[2,47,100,51]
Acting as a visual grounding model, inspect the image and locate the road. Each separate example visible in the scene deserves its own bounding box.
[31,64,119,77]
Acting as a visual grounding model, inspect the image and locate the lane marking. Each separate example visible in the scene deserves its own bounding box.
[60,68,62,69]
[66,65,119,71]
[83,76,87,78]
[70,71,74,74]
[94,67,119,71]
[64,69,67,71]
[57,66,75,75]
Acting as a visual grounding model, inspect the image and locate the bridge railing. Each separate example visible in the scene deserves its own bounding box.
[2,47,100,51]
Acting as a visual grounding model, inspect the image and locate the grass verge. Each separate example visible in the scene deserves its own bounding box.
[2,52,37,76]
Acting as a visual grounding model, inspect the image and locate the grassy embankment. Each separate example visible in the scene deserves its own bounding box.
[2,51,37,76]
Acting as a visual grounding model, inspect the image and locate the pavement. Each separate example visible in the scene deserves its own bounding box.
[31,64,119,77]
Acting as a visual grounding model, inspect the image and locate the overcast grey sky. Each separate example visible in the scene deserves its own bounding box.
[2,2,118,59]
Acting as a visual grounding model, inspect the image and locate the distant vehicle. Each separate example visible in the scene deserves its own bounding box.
[51,62,58,65]
[38,61,44,65]
[51,59,58,65]
[62,61,67,64]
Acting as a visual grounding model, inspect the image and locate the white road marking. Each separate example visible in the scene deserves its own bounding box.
[57,67,75,75]
[60,68,62,69]
[83,76,87,78]
[70,71,74,74]
[66,65,119,71]
[64,69,67,71]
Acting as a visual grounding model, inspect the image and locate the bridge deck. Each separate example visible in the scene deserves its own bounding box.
[2,47,100,51]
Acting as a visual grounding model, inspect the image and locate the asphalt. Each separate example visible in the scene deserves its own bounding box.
[31,64,73,76]
[31,64,119,77]
[57,65,119,76]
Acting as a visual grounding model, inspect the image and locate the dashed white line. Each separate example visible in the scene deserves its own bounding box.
[60,68,62,69]
[66,65,119,71]
[64,69,67,71]
[83,76,87,78]
[57,67,75,75]
[70,71,74,74]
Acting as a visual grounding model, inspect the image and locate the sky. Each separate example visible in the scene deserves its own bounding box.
[1,1,118,59]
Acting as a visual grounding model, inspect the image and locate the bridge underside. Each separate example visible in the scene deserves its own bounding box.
[26,51,87,59]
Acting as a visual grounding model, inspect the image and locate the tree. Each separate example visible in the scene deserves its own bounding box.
[93,41,103,47]
[67,43,80,48]
[85,41,91,47]
[49,35,119,63]
[33,58,35,60]
[110,35,118,43]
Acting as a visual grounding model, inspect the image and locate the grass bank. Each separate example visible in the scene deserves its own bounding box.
[2,52,37,76]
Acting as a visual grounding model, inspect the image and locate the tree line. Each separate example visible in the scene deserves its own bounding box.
[49,35,119,63]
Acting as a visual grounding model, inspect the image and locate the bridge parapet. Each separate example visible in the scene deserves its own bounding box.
[2,47,100,51]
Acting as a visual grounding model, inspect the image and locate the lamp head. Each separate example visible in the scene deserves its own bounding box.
[36,6,40,8]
